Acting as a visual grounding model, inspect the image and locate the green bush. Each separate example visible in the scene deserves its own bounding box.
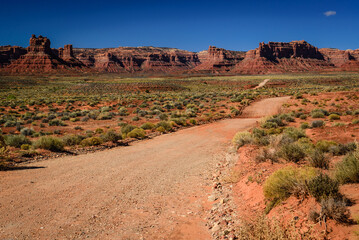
[20,127,35,136]
[34,136,64,151]
[49,119,67,126]
[263,166,317,202]
[283,127,306,141]
[141,122,155,130]
[335,151,359,184]
[329,114,341,120]
[316,140,337,152]
[232,131,254,148]
[309,150,329,169]
[121,124,137,135]
[80,137,103,147]
[311,120,325,128]
[156,121,172,132]
[101,130,121,143]
[62,134,84,146]
[300,122,309,129]
[127,128,146,139]
[279,142,306,163]
[307,173,340,202]
[20,144,31,150]
[5,135,32,148]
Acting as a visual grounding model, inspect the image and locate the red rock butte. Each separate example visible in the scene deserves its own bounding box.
[1,35,358,75]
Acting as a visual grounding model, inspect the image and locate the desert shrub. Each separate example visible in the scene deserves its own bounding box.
[307,173,340,202]
[335,151,359,184]
[156,126,166,133]
[232,131,254,148]
[311,109,328,118]
[252,128,267,138]
[49,119,66,126]
[255,147,278,163]
[118,107,128,116]
[132,116,140,121]
[263,166,317,203]
[4,120,17,127]
[20,144,31,150]
[62,134,84,146]
[237,214,300,240]
[352,119,359,124]
[95,128,104,134]
[309,150,329,169]
[316,140,337,153]
[121,124,137,135]
[141,122,155,130]
[156,121,172,132]
[300,122,309,129]
[159,113,168,120]
[320,197,350,223]
[80,137,103,147]
[81,116,90,122]
[189,119,197,125]
[5,135,32,148]
[329,114,341,120]
[279,142,306,163]
[20,127,35,136]
[96,112,113,120]
[299,114,308,120]
[34,136,64,151]
[127,128,146,139]
[61,116,70,121]
[283,127,306,141]
[170,117,187,126]
[101,130,122,143]
[311,120,324,128]
[311,111,325,118]
[329,142,356,156]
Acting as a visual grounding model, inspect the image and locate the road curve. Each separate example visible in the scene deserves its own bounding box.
[0,96,290,240]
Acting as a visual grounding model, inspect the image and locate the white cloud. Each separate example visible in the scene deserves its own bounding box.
[324,11,336,17]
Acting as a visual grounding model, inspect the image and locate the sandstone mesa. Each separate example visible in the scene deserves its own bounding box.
[0,35,358,75]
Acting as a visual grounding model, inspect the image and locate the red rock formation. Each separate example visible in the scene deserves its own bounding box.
[0,46,27,67]
[193,46,245,73]
[1,35,358,75]
[4,35,86,73]
[233,41,334,74]
[73,47,200,73]
[5,35,70,73]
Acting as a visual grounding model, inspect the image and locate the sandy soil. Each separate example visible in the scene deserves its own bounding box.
[0,96,290,240]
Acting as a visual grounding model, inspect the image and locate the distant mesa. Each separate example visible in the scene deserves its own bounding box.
[0,35,358,75]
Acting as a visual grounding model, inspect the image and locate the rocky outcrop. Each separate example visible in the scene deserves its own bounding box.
[0,46,27,67]
[73,47,200,73]
[193,46,245,73]
[232,41,334,74]
[5,35,70,73]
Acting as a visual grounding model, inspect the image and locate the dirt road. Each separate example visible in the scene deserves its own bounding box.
[253,78,270,89]
[0,96,289,240]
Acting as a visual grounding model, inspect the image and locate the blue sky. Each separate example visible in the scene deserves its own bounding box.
[1,0,358,51]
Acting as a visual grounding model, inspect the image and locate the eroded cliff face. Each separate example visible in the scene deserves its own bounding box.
[193,46,245,73]
[0,46,27,67]
[73,47,200,73]
[4,35,75,73]
[1,35,359,75]
[232,41,335,74]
